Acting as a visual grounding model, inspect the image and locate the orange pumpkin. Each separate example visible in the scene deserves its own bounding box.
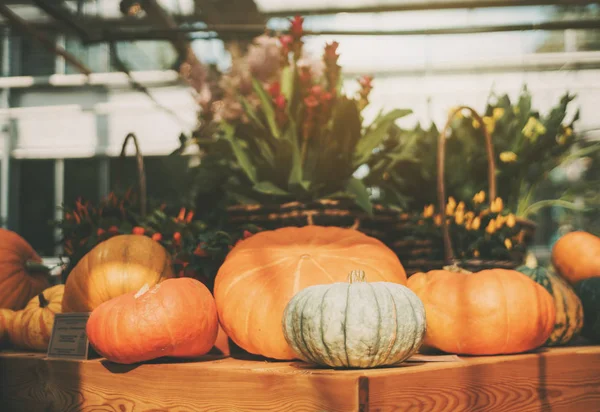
[214,226,407,360]
[62,235,174,313]
[552,231,600,284]
[0,308,15,344]
[407,267,556,355]
[0,229,50,310]
[9,284,64,351]
[86,278,219,364]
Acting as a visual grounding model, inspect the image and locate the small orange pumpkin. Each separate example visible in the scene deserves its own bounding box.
[9,284,64,351]
[86,278,218,364]
[0,308,15,344]
[407,266,556,355]
[214,226,407,360]
[552,231,600,284]
[62,235,174,313]
[0,229,50,310]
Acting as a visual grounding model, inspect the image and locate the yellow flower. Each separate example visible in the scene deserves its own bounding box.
[446,197,457,216]
[490,197,504,213]
[499,151,517,163]
[564,126,573,137]
[495,214,506,228]
[483,116,496,134]
[474,250,480,257]
[506,213,516,228]
[457,201,465,212]
[423,204,434,218]
[504,238,513,250]
[455,210,465,225]
[472,118,480,129]
[493,107,505,120]
[522,117,546,142]
[471,216,481,231]
[434,214,442,226]
[486,220,497,234]
[473,190,485,204]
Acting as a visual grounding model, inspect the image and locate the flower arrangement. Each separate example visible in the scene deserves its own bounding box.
[415,192,529,262]
[368,88,598,219]
[54,190,260,290]
[184,16,411,214]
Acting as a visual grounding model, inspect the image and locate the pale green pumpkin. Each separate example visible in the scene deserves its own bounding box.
[282,270,426,368]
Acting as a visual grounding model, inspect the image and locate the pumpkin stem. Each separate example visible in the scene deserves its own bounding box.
[348,270,366,283]
[524,252,538,269]
[442,264,472,274]
[38,293,49,308]
[25,260,51,273]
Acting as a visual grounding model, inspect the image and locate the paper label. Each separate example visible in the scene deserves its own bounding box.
[47,313,92,360]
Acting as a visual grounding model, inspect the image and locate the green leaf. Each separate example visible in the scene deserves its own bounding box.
[252,78,280,139]
[354,109,412,167]
[222,123,258,183]
[284,118,303,186]
[240,96,266,130]
[280,66,294,102]
[346,178,373,215]
[253,181,290,196]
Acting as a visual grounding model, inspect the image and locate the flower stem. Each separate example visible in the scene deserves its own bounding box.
[38,293,49,308]
[25,260,50,273]
[348,270,366,283]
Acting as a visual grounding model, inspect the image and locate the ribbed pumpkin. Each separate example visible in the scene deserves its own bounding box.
[573,277,600,343]
[86,278,219,364]
[9,284,64,351]
[552,231,600,284]
[0,308,14,344]
[516,256,584,346]
[0,229,50,310]
[62,235,174,313]
[214,226,407,360]
[282,270,426,368]
[407,266,556,355]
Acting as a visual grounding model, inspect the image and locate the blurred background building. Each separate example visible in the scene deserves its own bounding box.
[1,0,599,260]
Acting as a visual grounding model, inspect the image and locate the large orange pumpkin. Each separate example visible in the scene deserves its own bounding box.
[552,231,600,284]
[407,267,556,355]
[86,278,219,364]
[62,235,174,313]
[9,284,64,351]
[0,229,50,310]
[214,226,407,360]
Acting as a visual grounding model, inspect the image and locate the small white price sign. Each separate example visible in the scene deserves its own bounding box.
[47,313,92,360]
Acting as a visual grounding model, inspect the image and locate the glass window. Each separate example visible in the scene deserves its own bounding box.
[14,159,56,256]
[64,158,101,205]
[10,33,57,77]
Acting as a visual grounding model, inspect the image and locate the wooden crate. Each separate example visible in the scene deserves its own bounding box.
[1,346,600,411]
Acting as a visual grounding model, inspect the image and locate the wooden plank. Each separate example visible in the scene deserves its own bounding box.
[366,346,600,411]
[0,354,360,411]
[0,346,599,411]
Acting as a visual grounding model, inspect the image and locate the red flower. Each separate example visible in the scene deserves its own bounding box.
[96,228,105,237]
[132,226,145,235]
[268,81,281,98]
[323,42,340,65]
[321,91,333,102]
[310,85,323,98]
[193,242,209,257]
[273,94,286,110]
[108,225,119,234]
[304,95,319,109]
[177,207,186,221]
[279,35,294,54]
[185,210,194,223]
[243,230,254,239]
[173,232,182,245]
[289,15,304,39]
[151,232,162,241]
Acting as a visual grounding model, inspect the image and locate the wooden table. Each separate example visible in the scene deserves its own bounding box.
[1,346,599,411]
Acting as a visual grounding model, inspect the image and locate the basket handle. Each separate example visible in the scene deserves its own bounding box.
[437,106,497,264]
[118,133,147,217]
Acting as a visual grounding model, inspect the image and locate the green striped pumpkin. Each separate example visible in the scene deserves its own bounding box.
[517,258,584,346]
